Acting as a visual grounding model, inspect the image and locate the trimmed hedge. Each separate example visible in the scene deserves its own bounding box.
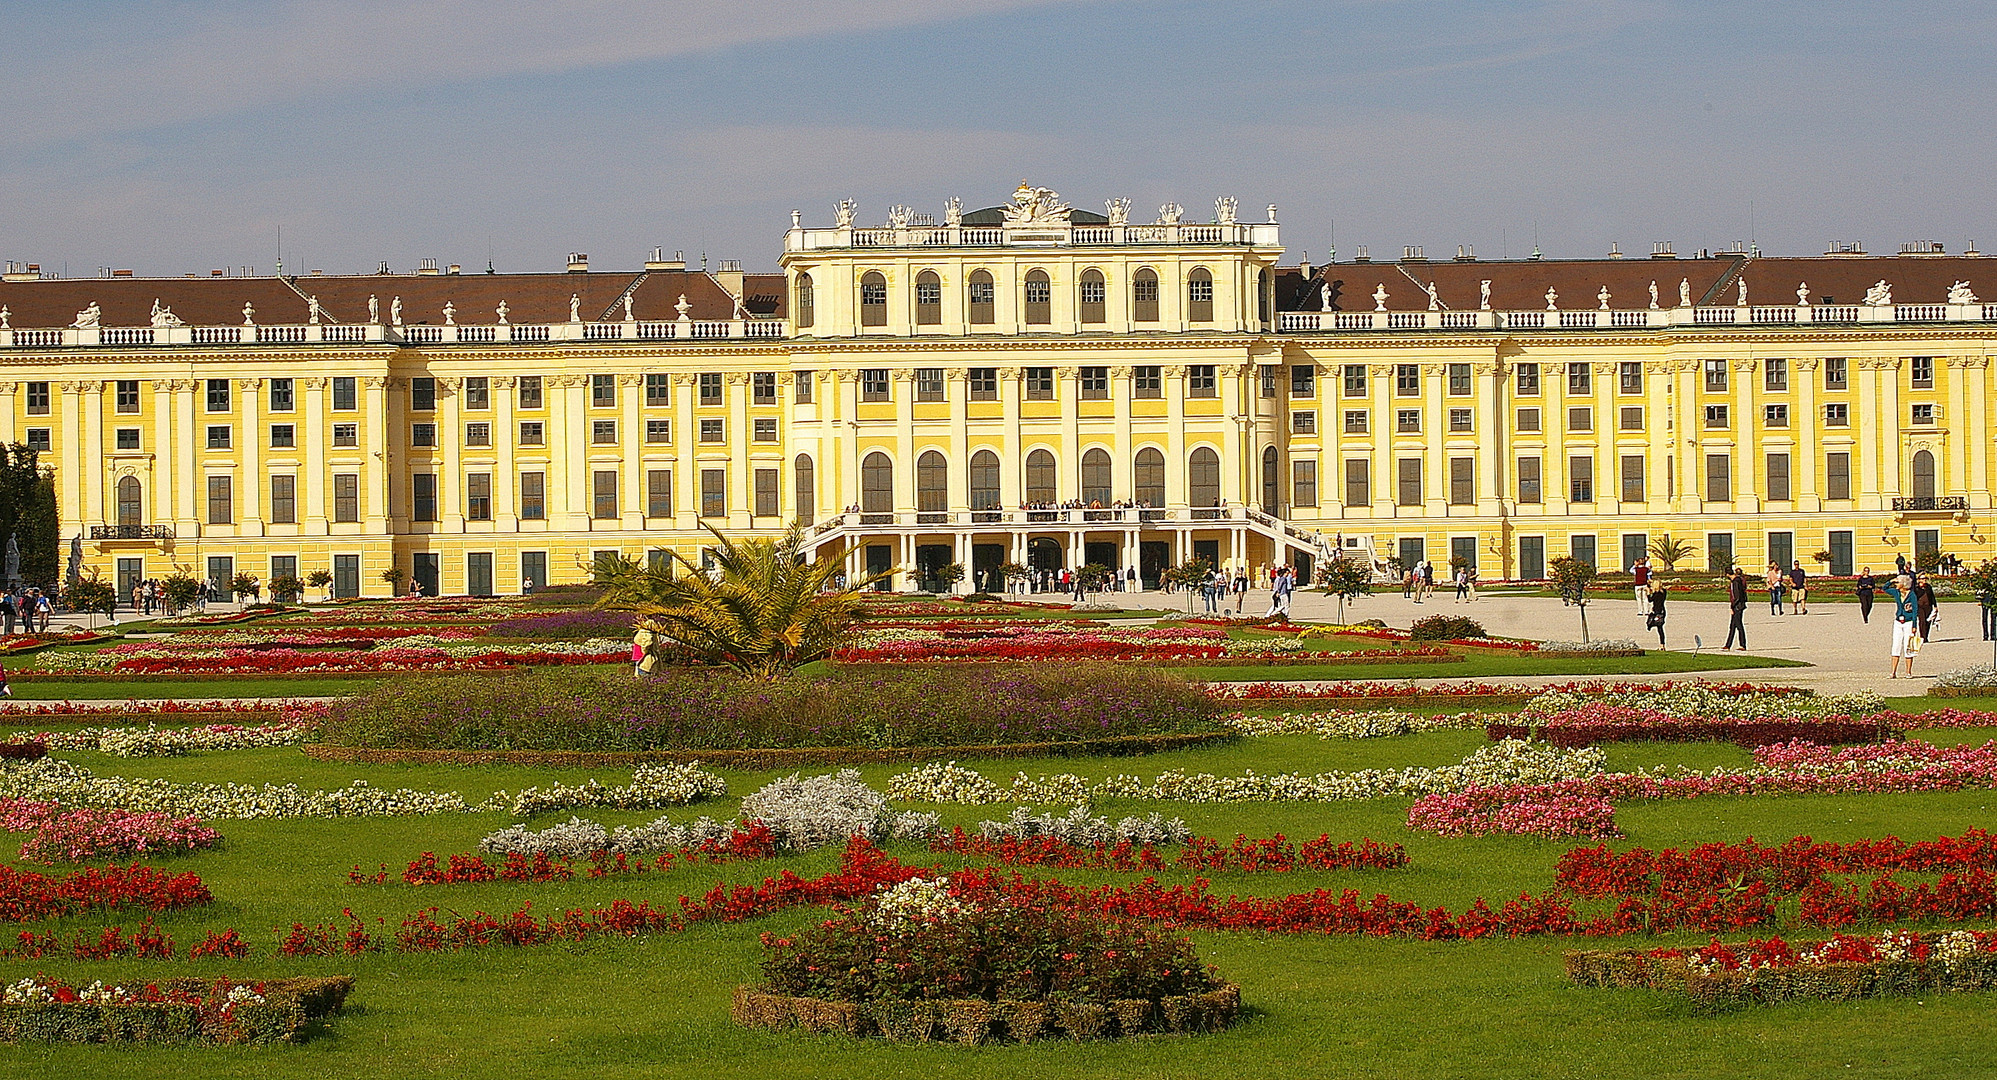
[0,976,354,1044]
[730,983,1240,1043]
[1565,942,1997,1009]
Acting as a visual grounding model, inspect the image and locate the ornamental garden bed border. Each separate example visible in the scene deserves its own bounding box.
[302,730,1237,768]
[0,975,355,1045]
[1,709,287,729]
[1564,941,1997,1008]
[729,983,1241,1043]
[1928,687,1997,698]
[1530,648,1646,660]
[9,671,401,684]
[829,652,1464,669]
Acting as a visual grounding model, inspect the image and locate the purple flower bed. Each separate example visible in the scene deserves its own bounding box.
[484,609,636,639]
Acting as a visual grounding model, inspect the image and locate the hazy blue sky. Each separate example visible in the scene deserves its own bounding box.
[4,0,1993,275]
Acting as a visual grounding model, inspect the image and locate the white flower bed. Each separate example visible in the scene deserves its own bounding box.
[1934,667,1997,690]
[486,762,729,817]
[1227,710,1486,740]
[869,877,971,929]
[1518,686,1884,721]
[1538,639,1643,653]
[975,805,1190,846]
[31,721,309,757]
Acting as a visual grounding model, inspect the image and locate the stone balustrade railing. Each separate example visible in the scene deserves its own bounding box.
[1276,302,1997,333]
[787,221,1281,251]
[0,318,791,349]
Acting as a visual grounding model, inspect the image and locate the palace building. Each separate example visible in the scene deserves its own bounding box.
[1,184,1993,600]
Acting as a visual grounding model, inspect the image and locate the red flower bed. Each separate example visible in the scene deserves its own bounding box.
[6,914,177,959]
[0,862,211,921]
[1207,679,1811,702]
[927,829,1408,873]
[1487,707,1899,748]
[1556,831,1997,897]
[381,825,781,886]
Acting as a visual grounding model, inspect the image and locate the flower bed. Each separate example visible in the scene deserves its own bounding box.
[1206,679,1811,707]
[1486,706,1899,747]
[32,719,315,757]
[929,829,1408,873]
[1555,831,1997,897]
[0,800,221,862]
[1406,788,1622,839]
[1229,710,1486,740]
[301,731,1233,770]
[830,623,1454,665]
[0,862,210,920]
[0,975,353,1044]
[0,700,292,727]
[37,639,626,675]
[1565,930,1997,1008]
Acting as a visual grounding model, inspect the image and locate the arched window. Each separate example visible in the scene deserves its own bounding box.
[1188,447,1221,507]
[794,272,814,329]
[969,450,1001,512]
[1132,268,1160,323]
[1187,267,1214,322]
[1913,449,1937,499]
[914,270,942,325]
[917,450,948,520]
[1024,270,1052,325]
[794,454,815,526]
[1258,268,1272,327]
[116,476,142,526]
[1081,448,1112,505]
[968,270,995,325]
[1134,448,1166,507]
[1261,445,1279,513]
[1079,269,1107,324]
[859,271,887,327]
[1025,449,1057,504]
[861,452,893,516]
[1027,536,1064,570]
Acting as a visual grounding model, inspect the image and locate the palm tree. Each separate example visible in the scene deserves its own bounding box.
[590,523,887,679]
[1648,534,1695,573]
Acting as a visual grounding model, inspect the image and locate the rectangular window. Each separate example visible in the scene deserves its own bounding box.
[1764,404,1789,428]
[518,421,544,446]
[410,377,435,412]
[1449,408,1472,433]
[332,376,357,411]
[1519,535,1545,580]
[1343,410,1368,434]
[411,423,437,447]
[647,469,673,517]
[1187,365,1216,398]
[24,382,49,416]
[592,470,618,519]
[699,372,723,405]
[1911,402,1937,425]
[644,373,671,407]
[700,418,724,443]
[753,417,778,442]
[466,472,492,521]
[1567,363,1590,395]
[646,419,670,444]
[206,475,232,524]
[1259,367,1277,399]
[462,377,488,410]
[1515,363,1540,395]
[916,368,946,402]
[1516,407,1541,432]
[1292,459,1318,508]
[590,374,616,408]
[1704,404,1729,429]
[1292,410,1317,434]
[332,423,358,447]
[206,378,231,413]
[1763,358,1788,392]
[1620,455,1645,503]
[1705,453,1731,502]
[1566,407,1592,432]
[411,473,437,522]
[269,378,294,412]
[463,422,490,447]
[1396,458,1422,505]
[1449,458,1474,505]
[517,376,543,409]
[862,369,890,401]
[1911,356,1935,389]
[1343,459,1370,507]
[1026,367,1055,400]
[1571,534,1597,568]
[1448,363,1472,396]
[1079,366,1109,400]
[752,371,778,404]
[1396,364,1420,396]
[1344,364,1368,398]
[793,371,813,403]
[115,380,140,413]
[1766,453,1791,501]
[1823,358,1848,391]
[1396,409,1420,433]
[270,476,296,524]
[519,471,545,520]
[1768,531,1794,573]
[1619,406,1644,431]
[1133,366,1161,399]
[266,423,293,448]
[1703,359,1728,393]
[591,420,617,445]
[23,429,48,452]
[1824,402,1849,427]
[969,367,999,401]
[1291,365,1316,398]
[700,468,726,518]
[1569,456,1594,502]
[115,428,140,451]
[755,468,779,517]
[1517,456,1541,503]
[206,425,232,449]
[1827,452,1851,500]
[271,555,297,583]
[333,473,359,522]
[1619,362,1643,395]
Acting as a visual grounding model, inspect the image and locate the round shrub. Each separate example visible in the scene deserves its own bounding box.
[1408,614,1486,641]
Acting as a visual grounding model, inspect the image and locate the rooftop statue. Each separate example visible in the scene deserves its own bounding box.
[1372,284,1389,312]
[675,294,691,320]
[496,300,509,325]
[1678,278,1691,307]
[1426,282,1440,311]
[1864,280,1893,306]
[0,307,9,329]
[623,294,635,322]
[1797,282,1810,306]
[887,204,911,229]
[1215,196,1238,226]
[1737,277,1748,306]
[1648,280,1659,309]
[1105,197,1130,226]
[1598,285,1611,310]
[1321,283,1333,311]
[1156,202,1183,226]
[944,197,963,227]
[1948,280,1979,304]
[148,299,184,328]
[367,295,380,324]
[72,302,101,328]
[1544,286,1559,311]
[242,302,255,326]
[442,301,455,326]
[1479,280,1491,311]
[1003,182,1072,226]
[568,293,580,323]
[834,199,856,228]
[307,295,322,325]
[390,296,403,326]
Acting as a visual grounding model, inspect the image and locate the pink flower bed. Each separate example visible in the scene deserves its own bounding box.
[1207,679,1811,702]
[0,800,221,863]
[1406,789,1622,839]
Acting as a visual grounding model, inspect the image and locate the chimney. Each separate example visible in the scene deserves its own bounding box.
[714,259,745,303]
[644,246,685,271]
[417,258,441,276]
[567,252,589,273]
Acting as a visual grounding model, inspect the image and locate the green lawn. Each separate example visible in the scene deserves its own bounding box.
[1191,648,1805,682]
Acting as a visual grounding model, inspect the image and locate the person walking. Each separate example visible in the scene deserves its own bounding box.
[1855,569,1876,624]
[1980,579,1997,642]
[1232,569,1248,614]
[1789,560,1809,615]
[630,624,658,680]
[1885,574,1921,678]
[1724,567,1749,650]
[1465,566,1478,602]
[1645,579,1669,647]
[1630,556,1651,612]
[1916,577,1939,644]
[1765,563,1785,615]
[1453,566,1469,603]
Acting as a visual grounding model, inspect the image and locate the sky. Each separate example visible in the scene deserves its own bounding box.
[3,0,1995,276]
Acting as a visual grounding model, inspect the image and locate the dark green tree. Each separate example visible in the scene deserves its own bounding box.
[0,446,58,586]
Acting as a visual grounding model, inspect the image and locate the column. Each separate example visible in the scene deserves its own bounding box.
[554,376,589,528]
[620,375,644,529]
[1057,366,1080,502]
[1793,359,1820,510]
[438,379,462,530]
[999,367,1023,508]
[364,376,391,532]
[1474,360,1503,514]
[493,377,518,529]
[728,372,752,529]
[1675,362,1702,513]
[237,378,261,531]
[0,383,16,445]
[301,379,326,529]
[1644,362,1670,511]
[1731,358,1758,511]
[1218,365,1243,507]
[946,369,970,514]
[82,381,105,527]
[1967,358,1992,506]
[1368,364,1392,514]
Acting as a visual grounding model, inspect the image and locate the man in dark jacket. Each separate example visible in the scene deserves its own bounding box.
[1724,567,1749,650]
[1788,560,1809,615]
